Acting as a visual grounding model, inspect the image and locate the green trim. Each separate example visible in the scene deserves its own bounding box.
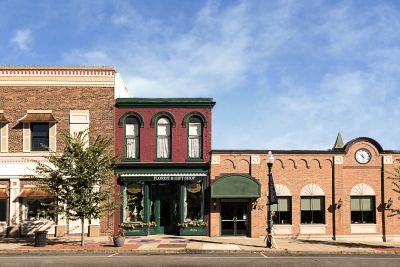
[150,111,176,127]
[118,111,144,127]
[115,164,209,174]
[116,98,216,108]
[182,111,208,127]
[211,174,261,198]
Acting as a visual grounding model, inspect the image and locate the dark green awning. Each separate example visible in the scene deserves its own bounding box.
[211,174,261,198]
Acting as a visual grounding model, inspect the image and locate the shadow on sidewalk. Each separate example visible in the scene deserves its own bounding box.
[295,239,397,249]
[187,238,266,249]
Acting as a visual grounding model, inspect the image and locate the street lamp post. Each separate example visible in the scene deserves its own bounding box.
[266,151,274,248]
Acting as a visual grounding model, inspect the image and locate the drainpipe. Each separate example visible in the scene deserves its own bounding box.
[332,156,336,241]
[381,156,386,242]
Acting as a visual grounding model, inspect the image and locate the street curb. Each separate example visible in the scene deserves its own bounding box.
[0,248,399,256]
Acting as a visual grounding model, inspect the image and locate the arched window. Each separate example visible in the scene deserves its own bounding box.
[350,183,375,224]
[300,183,325,224]
[157,117,171,159]
[188,117,202,159]
[125,117,139,159]
[271,184,292,225]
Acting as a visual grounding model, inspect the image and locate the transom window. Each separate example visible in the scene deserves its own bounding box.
[31,123,49,151]
[156,118,171,159]
[188,117,202,159]
[351,196,375,224]
[300,196,325,224]
[271,196,292,224]
[125,117,139,159]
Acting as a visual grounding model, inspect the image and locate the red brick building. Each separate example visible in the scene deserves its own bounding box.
[209,135,400,241]
[114,98,215,236]
[0,66,129,237]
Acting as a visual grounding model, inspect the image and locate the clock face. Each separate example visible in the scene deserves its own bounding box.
[355,149,371,164]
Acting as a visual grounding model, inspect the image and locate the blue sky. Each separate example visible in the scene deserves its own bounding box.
[1,0,400,150]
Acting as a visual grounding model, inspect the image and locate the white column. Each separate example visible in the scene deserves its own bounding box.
[8,178,20,225]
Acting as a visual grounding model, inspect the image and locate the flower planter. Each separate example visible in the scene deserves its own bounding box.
[113,236,126,247]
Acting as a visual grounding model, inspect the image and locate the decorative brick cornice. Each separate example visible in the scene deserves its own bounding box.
[0,66,115,87]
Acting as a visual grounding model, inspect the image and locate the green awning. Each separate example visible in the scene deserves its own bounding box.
[211,174,261,198]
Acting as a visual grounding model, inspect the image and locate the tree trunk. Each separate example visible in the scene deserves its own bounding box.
[81,218,85,246]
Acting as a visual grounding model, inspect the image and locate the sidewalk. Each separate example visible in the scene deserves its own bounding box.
[1,235,400,255]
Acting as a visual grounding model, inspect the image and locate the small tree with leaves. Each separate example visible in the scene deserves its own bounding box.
[388,167,400,217]
[35,131,116,246]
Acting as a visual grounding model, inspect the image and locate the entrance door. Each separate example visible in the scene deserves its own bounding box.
[221,202,249,236]
[151,183,179,235]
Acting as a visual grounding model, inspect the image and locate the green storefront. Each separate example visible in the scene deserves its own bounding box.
[116,164,209,236]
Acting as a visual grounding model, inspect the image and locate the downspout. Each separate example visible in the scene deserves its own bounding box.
[381,156,386,242]
[332,156,336,241]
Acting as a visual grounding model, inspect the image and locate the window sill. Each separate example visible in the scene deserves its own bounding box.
[273,224,293,235]
[123,158,141,162]
[350,224,377,234]
[300,224,326,234]
[155,158,172,162]
[186,158,204,162]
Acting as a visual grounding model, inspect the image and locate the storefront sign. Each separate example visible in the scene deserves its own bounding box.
[121,174,206,182]
[153,176,197,181]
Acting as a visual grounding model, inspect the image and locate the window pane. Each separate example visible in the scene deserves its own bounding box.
[301,198,311,210]
[126,137,138,159]
[312,210,325,224]
[125,123,138,136]
[301,210,312,224]
[351,198,361,211]
[0,199,6,221]
[31,123,49,151]
[362,211,375,223]
[270,203,278,212]
[186,181,203,221]
[279,211,291,224]
[124,183,144,222]
[278,198,289,211]
[311,198,322,211]
[188,136,200,158]
[351,211,363,223]
[189,123,201,136]
[157,136,170,158]
[361,197,373,211]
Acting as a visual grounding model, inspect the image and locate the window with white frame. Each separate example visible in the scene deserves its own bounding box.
[30,123,50,151]
[125,117,139,159]
[70,110,89,148]
[188,117,202,159]
[156,118,170,159]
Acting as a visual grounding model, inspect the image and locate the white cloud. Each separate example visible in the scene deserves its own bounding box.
[10,28,32,51]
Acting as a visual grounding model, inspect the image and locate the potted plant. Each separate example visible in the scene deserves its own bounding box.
[113,227,126,247]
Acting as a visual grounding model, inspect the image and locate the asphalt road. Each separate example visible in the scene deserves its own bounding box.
[0,253,399,267]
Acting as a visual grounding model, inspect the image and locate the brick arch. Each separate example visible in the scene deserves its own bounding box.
[285,159,297,169]
[298,159,309,169]
[236,159,250,173]
[221,159,235,171]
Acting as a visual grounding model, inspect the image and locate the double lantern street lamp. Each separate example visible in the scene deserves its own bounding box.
[266,151,277,249]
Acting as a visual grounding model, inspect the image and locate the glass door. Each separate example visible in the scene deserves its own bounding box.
[221,202,249,236]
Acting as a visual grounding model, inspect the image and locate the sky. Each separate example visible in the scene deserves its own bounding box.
[1,0,400,150]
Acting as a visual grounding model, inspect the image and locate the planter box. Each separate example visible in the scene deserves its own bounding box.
[125,227,149,236]
[179,226,207,236]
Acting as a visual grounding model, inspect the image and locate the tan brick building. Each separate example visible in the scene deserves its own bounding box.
[210,135,400,241]
[0,66,129,237]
